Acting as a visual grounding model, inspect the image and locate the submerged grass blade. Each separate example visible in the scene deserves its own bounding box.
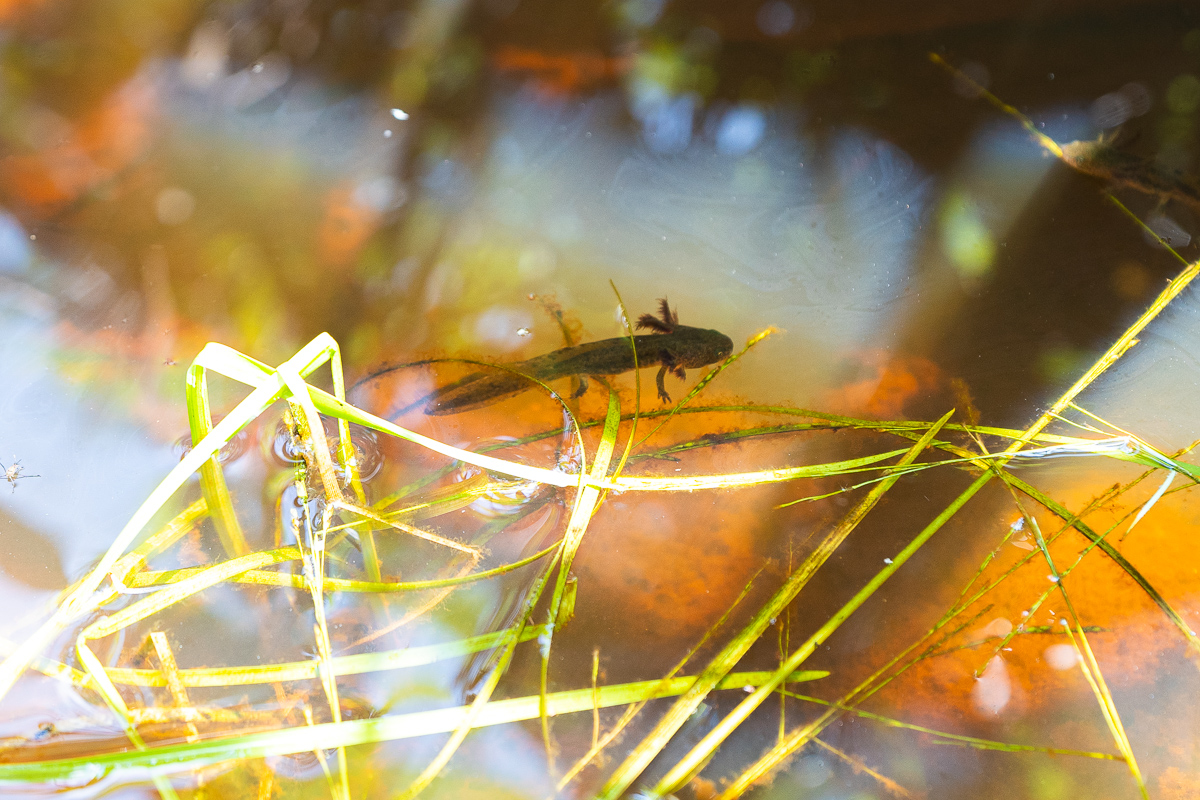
[0,334,340,704]
[555,564,769,796]
[110,499,208,589]
[595,413,951,800]
[714,469,992,799]
[0,670,827,786]
[929,52,1065,158]
[541,389,622,773]
[126,539,557,593]
[106,625,549,688]
[607,281,642,484]
[780,690,1122,760]
[1005,473,1200,655]
[185,360,248,558]
[83,549,300,640]
[715,238,1200,795]
[1062,620,1149,799]
[648,411,955,798]
[811,738,914,800]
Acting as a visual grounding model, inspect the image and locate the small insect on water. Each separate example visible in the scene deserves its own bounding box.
[2,457,39,492]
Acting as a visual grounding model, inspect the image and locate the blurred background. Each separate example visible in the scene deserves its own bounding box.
[0,0,1199,797]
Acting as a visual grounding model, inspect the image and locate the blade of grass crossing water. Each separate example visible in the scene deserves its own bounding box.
[541,390,621,773]
[1034,522,1147,800]
[75,635,181,800]
[779,690,1122,760]
[1004,474,1200,655]
[393,549,563,800]
[393,395,595,799]
[126,539,552,594]
[713,468,992,799]
[713,244,1200,794]
[553,565,770,797]
[0,671,827,786]
[646,410,955,798]
[103,625,549,688]
[606,281,642,485]
[185,359,248,558]
[1062,620,1149,798]
[0,335,338,704]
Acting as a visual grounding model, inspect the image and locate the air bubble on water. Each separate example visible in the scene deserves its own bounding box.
[175,427,249,465]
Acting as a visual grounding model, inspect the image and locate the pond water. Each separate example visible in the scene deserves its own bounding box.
[1,1,1199,798]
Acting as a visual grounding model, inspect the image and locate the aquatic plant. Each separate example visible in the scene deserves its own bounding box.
[2,66,1200,798]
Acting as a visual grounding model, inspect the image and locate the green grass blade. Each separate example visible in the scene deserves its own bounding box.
[0,670,826,786]
[648,410,955,798]
[780,690,1122,760]
[105,625,550,687]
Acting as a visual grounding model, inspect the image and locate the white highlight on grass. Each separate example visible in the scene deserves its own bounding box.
[1127,470,1175,536]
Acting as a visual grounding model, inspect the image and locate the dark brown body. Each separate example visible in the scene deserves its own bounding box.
[426,324,733,415]
[1059,137,1200,211]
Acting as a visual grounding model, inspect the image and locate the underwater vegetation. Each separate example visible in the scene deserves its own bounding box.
[2,227,1200,800]
[0,0,1199,791]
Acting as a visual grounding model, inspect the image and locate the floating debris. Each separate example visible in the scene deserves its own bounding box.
[1,457,39,492]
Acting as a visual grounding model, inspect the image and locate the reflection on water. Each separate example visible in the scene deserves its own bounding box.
[611,126,928,307]
[0,0,1198,797]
